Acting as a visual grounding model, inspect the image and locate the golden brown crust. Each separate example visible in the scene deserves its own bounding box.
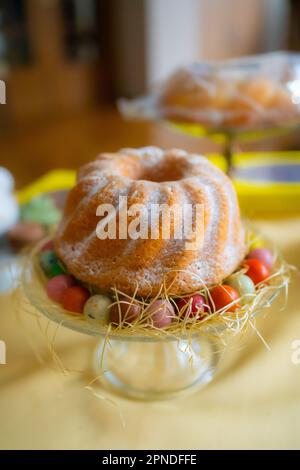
[54,147,246,297]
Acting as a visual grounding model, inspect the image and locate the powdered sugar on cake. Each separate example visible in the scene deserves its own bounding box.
[54,147,246,297]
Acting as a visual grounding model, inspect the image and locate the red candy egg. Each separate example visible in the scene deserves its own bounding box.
[46,275,75,303]
[110,299,142,325]
[210,285,239,312]
[177,294,206,319]
[243,259,270,285]
[246,248,274,269]
[41,239,54,252]
[62,285,90,314]
[147,300,175,328]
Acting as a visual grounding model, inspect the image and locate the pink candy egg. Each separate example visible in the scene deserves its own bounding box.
[246,248,274,269]
[110,299,142,325]
[147,300,175,328]
[46,275,75,303]
[177,294,206,319]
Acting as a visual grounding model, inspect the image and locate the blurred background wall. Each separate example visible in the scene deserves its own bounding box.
[144,0,289,87]
[0,0,297,125]
[103,0,291,94]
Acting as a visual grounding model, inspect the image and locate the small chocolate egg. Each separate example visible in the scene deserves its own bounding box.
[226,273,255,304]
[147,299,175,328]
[246,248,274,269]
[40,250,66,278]
[84,294,112,323]
[110,299,142,325]
[46,275,75,303]
[8,221,46,252]
[62,285,90,314]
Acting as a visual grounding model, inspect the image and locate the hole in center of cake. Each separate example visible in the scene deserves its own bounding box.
[138,160,186,182]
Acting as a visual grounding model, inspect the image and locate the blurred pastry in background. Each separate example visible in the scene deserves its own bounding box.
[158,67,299,129]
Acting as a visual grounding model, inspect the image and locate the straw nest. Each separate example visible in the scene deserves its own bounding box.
[19,228,292,345]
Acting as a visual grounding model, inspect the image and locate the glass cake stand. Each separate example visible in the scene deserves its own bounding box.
[21,243,284,401]
[166,120,300,175]
[22,252,219,400]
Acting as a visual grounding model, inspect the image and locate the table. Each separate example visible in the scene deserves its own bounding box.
[0,218,299,450]
[0,108,300,449]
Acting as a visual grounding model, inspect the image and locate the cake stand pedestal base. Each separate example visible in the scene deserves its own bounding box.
[94,335,219,401]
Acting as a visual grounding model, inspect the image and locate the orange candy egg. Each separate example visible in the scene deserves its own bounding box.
[243,259,270,285]
[209,285,240,312]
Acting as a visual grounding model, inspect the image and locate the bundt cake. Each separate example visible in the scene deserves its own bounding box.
[158,67,298,128]
[54,147,246,297]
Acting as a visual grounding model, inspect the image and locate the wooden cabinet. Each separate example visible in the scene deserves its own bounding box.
[0,0,110,124]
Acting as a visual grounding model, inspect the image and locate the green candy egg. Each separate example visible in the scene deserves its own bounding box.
[21,195,61,227]
[40,250,66,278]
[226,273,255,304]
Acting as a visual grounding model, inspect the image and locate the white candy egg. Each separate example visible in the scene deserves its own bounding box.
[83,294,112,324]
[0,258,20,293]
[0,193,19,236]
[0,167,15,193]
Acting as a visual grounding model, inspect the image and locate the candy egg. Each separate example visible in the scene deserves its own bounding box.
[110,298,142,325]
[0,166,15,193]
[46,275,75,303]
[246,248,274,269]
[20,195,61,227]
[8,222,46,251]
[226,273,255,304]
[40,250,66,278]
[147,299,175,328]
[177,294,206,319]
[0,192,19,236]
[209,285,240,312]
[249,238,265,250]
[41,239,54,252]
[243,259,270,285]
[84,294,112,323]
[62,285,90,314]
[0,258,20,294]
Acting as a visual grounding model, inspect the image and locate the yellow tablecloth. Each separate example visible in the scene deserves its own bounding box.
[0,218,300,450]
